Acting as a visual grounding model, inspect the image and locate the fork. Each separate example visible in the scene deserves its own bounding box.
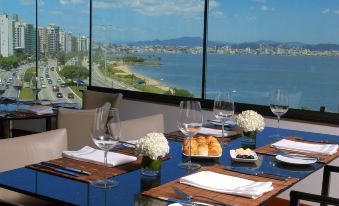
[172,186,237,206]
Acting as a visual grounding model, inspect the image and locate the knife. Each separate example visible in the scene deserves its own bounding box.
[36,163,80,177]
[295,137,339,145]
[40,161,91,175]
[158,197,213,206]
[224,166,289,181]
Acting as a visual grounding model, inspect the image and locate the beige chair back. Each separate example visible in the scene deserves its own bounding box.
[0,129,68,206]
[57,108,96,150]
[82,90,123,109]
[120,114,164,141]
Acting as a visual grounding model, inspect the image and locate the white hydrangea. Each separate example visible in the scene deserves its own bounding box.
[235,110,265,132]
[135,132,169,160]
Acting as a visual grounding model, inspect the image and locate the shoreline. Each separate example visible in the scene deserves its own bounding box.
[114,64,171,92]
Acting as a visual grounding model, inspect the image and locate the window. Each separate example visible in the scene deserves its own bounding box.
[91,0,204,98]
[206,0,339,113]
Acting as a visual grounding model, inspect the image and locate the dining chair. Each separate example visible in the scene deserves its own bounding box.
[58,108,164,149]
[290,165,339,206]
[82,90,123,109]
[0,129,68,206]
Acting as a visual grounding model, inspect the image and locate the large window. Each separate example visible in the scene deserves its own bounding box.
[92,0,204,97]
[207,0,339,113]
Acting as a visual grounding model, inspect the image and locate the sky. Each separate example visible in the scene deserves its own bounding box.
[1,0,339,44]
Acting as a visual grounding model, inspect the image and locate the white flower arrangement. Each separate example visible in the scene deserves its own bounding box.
[235,110,265,132]
[135,132,169,160]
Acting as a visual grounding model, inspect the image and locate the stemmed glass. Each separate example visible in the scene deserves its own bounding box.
[30,77,42,104]
[0,84,7,115]
[213,91,235,148]
[270,89,289,139]
[177,100,203,170]
[91,104,121,188]
[12,76,23,102]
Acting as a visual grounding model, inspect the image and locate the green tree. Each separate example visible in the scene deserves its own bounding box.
[57,52,67,65]
[60,65,88,83]
[0,56,21,71]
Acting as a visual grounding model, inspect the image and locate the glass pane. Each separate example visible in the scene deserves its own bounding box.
[38,0,89,105]
[92,0,204,98]
[206,0,339,113]
[0,0,36,101]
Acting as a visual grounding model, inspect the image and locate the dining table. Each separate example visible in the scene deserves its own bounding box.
[0,125,338,206]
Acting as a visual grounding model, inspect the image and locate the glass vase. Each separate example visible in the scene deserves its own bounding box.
[141,156,161,177]
[241,130,257,149]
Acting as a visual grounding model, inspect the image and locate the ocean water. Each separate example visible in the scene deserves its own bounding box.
[130,53,339,113]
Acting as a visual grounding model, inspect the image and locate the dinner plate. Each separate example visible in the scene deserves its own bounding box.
[230,150,258,163]
[275,154,317,165]
[182,151,222,158]
[207,119,235,126]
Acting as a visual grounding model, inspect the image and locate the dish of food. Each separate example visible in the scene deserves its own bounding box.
[230,148,258,163]
[182,136,222,158]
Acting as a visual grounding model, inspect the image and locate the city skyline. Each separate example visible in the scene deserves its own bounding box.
[1,0,339,44]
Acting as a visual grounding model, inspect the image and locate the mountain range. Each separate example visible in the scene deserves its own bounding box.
[127,37,339,51]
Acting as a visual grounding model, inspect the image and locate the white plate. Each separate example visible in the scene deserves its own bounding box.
[182,152,222,158]
[230,150,258,163]
[208,119,235,126]
[275,154,317,165]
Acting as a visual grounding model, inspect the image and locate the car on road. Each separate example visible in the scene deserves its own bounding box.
[48,79,52,84]
[67,93,74,99]
[56,92,63,98]
[50,67,55,71]
[52,85,59,92]
[41,83,46,88]
[40,77,44,80]
[8,78,12,82]
[57,78,62,83]
[45,74,50,78]
[60,83,68,88]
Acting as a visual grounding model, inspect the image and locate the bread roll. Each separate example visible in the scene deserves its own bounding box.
[183,135,222,156]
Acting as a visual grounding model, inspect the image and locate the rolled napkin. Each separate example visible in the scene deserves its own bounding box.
[272,139,338,155]
[62,146,137,167]
[199,127,237,137]
[180,171,273,199]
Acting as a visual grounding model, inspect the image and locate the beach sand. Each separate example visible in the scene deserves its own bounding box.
[114,64,170,91]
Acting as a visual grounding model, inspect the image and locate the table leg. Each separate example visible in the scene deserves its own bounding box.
[46,117,52,131]
[0,119,12,138]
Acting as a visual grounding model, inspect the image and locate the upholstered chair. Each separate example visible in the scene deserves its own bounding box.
[82,90,123,109]
[0,129,68,206]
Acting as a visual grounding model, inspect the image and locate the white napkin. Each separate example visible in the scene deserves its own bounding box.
[62,146,137,167]
[180,171,273,199]
[272,139,338,155]
[199,127,237,137]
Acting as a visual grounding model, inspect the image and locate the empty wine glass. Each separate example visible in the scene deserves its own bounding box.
[12,76,23,102]
[213,91,234,148]
[177,100,203,170]
[30,76,42,104]
[270,89,289,139]
[91,103,121,188]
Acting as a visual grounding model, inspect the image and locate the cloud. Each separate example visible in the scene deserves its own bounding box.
[322,8,330,14]
[211,11,224,18]
[252,0,266,3]
[59,0,83,4]
[335,10,339,15]
[49,10,64,15]
[247,16,257,21]
[260,5,275,12]
[93,0,219,19]
[20,0,44,6]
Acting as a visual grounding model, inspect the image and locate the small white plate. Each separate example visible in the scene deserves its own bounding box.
[230,150,258,163]
[276,154,317,165]
[182,152,222,158]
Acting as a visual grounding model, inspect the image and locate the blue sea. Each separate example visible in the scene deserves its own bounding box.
[130,53,339,113]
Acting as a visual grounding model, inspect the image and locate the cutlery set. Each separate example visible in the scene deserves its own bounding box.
[36,161,91,177]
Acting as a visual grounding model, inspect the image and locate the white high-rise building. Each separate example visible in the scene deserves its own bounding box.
[0,13,14,57]
[13,21,26,50]
[65,32,73,53]
[47,24,59,54]
[78,35,88,52]
[59,29,66,52]
[38,27,48,54]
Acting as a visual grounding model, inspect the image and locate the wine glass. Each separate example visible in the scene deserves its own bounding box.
[213,91,234,147]
[177,100,203,170]
[270,89,289,139]
[30,76,42,104]
[12,76,23,102]
[91,104,121,188]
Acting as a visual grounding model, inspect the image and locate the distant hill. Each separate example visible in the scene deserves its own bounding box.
[126,37,339,51]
